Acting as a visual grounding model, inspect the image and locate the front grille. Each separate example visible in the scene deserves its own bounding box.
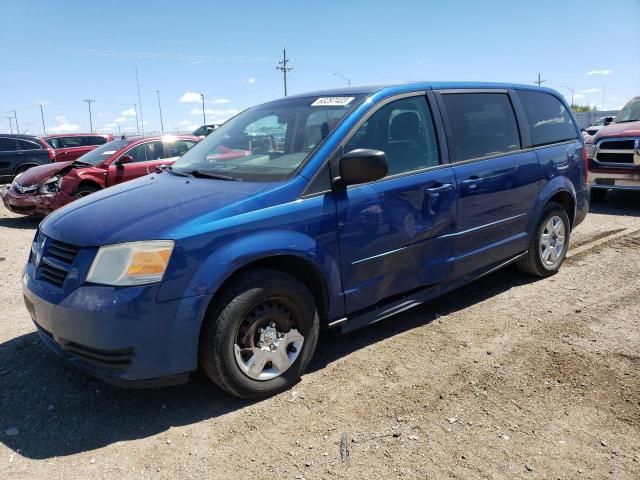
[32,233,81,288]
[600,140,635,150]
[595,137,638,165]
[596,152,634,163]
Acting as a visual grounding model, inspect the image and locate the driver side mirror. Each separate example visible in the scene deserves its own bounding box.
[333,149,388,187]
[116,155,133,167]
[603,116,614,126]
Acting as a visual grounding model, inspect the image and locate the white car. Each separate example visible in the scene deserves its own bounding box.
[584,116,614,136]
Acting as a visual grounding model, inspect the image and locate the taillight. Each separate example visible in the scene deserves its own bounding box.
[582,146,588,183]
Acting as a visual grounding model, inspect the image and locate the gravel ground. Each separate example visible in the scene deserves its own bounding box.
[1,191,639,480]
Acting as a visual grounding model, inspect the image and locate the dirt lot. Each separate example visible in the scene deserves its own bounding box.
[1,192,639,480]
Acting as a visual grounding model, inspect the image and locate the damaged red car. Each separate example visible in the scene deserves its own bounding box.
[1,135,199,216]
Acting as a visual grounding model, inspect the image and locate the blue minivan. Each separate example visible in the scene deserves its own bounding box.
[23,83,589,398]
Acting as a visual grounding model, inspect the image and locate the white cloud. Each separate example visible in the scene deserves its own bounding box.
[121,108,137,116]
[210,98,230,104]
[179,91,203,103]
[586,69,613,76]
[105,122,117,128]
[573,94,585,99]
[582,88,601,93]
[55,115,67,122]
[189,108,238,116]
[244,77,256,84]
[48,123,80,133]
[115,117,128,123]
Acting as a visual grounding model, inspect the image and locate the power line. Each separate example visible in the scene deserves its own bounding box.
[275,48,292,97]
[82,99,95,132]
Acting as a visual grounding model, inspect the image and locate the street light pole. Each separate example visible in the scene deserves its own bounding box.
[36,104,47,134]
[82,99,95,132]
[333,72,351,86]
[200,93,206,125]
[156,90,164,134]
[5,117,13,134]
[135,67,144,135]
[559,85,575,106]
[275,48,292,97]
[133,103,140,134]
[11,110,19,133]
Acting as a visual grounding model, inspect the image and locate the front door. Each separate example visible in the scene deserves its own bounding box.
[107,140,164,185]
[437,91,540,276]
[335,94,458,314]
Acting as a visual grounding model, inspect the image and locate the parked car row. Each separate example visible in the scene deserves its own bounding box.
[1,135,199,216]
[20,82,589,399]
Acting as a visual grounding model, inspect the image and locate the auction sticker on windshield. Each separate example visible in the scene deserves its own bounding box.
[311,97,355,107]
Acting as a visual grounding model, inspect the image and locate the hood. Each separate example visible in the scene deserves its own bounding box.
[39,172,294,247]
[591,120,640,142]
[16,161,74,186]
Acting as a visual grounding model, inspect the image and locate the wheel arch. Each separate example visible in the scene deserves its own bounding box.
[530,177,577,232]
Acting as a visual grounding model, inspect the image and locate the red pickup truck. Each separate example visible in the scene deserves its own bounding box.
[586,95,640,201]
[2,135,199,216]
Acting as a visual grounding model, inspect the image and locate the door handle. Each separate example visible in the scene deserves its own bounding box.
[462,177,483,190]
[426,183,453,194]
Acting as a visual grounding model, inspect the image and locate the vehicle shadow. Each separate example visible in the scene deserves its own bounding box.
[0,215,41,230]
[0,265,535,459]
[590,190,640,217]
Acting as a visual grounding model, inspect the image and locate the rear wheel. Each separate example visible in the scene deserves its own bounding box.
[199,269,319,399]
[517,202,570,277]
[590,188,607,202]
[73,185,100,199]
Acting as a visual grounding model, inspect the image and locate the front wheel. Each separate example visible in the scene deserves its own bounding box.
[199,269,319,399]
[73,185,100,199]
[517,202,571,277]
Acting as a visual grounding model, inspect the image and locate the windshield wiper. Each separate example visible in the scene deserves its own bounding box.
[190,170,240,181]
[163,166,194,177]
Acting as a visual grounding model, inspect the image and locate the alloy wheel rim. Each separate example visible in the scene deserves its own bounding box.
[233,299,304,381]
[539,215,566,267]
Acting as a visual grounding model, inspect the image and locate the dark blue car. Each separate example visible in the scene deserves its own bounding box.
[23,82,589,398]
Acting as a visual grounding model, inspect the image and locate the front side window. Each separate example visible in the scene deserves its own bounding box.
[166,139,197,157]
[125,141,164,162]
[345,96,440,176]
[0,137,17,152]
[518,90,578,147]
[87,136,107,146]
[441,93,521,162]
[61,136,86,148]
[173,94,365,181]
[46,138,61,149]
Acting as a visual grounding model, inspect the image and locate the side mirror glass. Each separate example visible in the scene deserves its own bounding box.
[334,149,388,187]
[117,155,133,166]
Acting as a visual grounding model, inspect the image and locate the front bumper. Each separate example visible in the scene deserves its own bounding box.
[23,264,212,387]
[588,168,640,192]
[1,186,74,216]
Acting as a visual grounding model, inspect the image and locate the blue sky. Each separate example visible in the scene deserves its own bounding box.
[1,0,639,135]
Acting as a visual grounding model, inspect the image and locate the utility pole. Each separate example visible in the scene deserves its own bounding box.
[5,116,13,133]
[156,90,164,133]
[82,99,95,132]
[559,85,575,106]
[276,48,292,96]
[535,73,545,86]
[601,87,605,111]
[334,72,351,86]
[133,103,140,134]
[36,104,47,134]
[135,67,144,136]
[199,93,206,125]
[11,110,19,133]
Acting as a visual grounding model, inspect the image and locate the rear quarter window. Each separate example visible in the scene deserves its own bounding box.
[17,139,43,150]
[518,91,578,147]
[87,136,107,146]
[440,93,521,162]
[61,136,87,148]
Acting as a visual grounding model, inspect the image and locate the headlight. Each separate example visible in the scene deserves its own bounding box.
[39,175,63,195]
[11,173,24,188]
[86,241,174,286]
[585,143,597,159]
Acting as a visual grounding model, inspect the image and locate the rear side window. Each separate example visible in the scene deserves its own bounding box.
[441,93,521,162]
[18,139,43,150]
[61,136,86,148]
[87,136,107,146]
[46,138,61,149]
[518,91,578,147]
[166,140,196,157]
[0,137,18,152]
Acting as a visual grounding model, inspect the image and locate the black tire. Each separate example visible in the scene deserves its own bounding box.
[199,269,319,399]
[590,189,607,202]
[73,185,100,199]
[516,202,571,277]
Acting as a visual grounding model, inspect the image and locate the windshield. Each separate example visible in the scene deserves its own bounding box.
[76,139,131,165]
[614,98,640,123]
[173,94,366,181]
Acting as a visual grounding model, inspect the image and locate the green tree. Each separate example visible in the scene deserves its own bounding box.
[570,104,593,113]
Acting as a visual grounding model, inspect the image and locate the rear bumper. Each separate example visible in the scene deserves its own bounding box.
[1,186,73,216]
[23,264,212,387]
